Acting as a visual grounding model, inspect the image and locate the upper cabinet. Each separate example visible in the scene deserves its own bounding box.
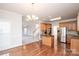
[40,23,51,31]
[40,23,52,35]
[59,21,77,31]
[77,13,79,31]
[40,23,47,31]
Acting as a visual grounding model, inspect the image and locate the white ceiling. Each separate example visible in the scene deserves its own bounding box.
[0,3,79,20]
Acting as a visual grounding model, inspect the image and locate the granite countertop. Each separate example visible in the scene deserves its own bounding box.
[69,35,79,39]
[72,36,79,39]
[41,35,54,37]
[67,34,79,39]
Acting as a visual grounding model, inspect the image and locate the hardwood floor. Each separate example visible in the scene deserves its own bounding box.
[0,41,79,56]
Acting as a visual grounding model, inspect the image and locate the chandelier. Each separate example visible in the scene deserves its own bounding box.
[26,14,39,21]
[26,3,39,21]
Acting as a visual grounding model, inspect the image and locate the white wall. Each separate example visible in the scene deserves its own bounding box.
[51,21,59,35]
[22,16,40,45]
[0,9,22,51]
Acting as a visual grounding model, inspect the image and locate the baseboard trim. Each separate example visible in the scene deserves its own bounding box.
[22,40,41,46]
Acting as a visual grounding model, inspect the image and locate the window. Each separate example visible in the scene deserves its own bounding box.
[0,22,10,33]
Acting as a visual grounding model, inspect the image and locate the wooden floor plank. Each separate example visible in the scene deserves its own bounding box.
[0,41,79,56]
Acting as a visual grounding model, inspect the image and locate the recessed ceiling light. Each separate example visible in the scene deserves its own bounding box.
[50,16,61,21]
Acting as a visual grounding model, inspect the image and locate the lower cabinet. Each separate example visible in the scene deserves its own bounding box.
[71,38,79,54]
[67,36,72,44]
[42,36,54,47]
[77,13,79,31]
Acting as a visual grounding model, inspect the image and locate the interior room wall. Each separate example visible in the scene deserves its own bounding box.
[0,9,22,51]
[51,21,59,35]
[22,16,40,45]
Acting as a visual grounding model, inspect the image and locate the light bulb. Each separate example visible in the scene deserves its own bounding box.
[35,16,39,20]
[32,15,36,18]
[27,15,31,20]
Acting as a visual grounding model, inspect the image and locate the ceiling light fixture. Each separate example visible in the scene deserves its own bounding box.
[26,3,39,21]
[50,16,61,21]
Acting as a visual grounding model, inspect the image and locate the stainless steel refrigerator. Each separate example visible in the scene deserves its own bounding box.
[59,27,67,43]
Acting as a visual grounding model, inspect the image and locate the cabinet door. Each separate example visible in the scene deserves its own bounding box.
[71,39,79,54]
[67,36,71,44]
[60,22,77,31]
[72,22,77,31]
[40,23,43,31]
[59,23,64,27]
[66,23,69,29]
[77,14,79,31]
[40,23,46,31]
[42,36,54,47]
[70,23,73,30]
[68,23,71,30]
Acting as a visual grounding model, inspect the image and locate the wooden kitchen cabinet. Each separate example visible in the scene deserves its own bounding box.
[68,23,71,30]
[42,36,54,47]
[72,23,77,31]
[71,38,79,54]
[40,23,52,36]
[77,13,79,31]
[67,36,72,44]
[40,23,51,31]
[46,24,51,29]
[40,23,47,31]
[59,21,77,31]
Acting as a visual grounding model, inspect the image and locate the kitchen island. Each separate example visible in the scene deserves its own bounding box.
[41,35,54,48]
[70,36,79,54]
